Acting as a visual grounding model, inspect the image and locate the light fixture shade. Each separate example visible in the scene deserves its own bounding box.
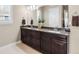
[25,5,43,11]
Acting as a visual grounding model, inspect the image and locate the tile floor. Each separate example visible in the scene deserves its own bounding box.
[0,42,41,54]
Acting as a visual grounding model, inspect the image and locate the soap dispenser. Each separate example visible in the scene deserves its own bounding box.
[22,17,26,26]
[30,19,33,27]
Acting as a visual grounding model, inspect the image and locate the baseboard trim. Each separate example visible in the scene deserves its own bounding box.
[0,40,21,49]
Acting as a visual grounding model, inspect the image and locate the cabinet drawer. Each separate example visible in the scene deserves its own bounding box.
[54,39,67,46]
[56,35,67,39]
[54,39,67,54]
[55,35,67,42]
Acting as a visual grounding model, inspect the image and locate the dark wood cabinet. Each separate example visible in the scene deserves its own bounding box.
[31,31,40,51]
[40,32,52,54]
[21,27,68,54]
[21,28,32,46]
[21,28,40,51]
[72,16,79,26]
[54,40,67,54]
[40,33,67,54]
[53,35,67,54]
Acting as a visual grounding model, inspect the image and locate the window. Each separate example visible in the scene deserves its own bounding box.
[0,5,12,24]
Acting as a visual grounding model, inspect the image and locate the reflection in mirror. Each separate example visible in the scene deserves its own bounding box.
[25,5,69,29]
[37,5,62,28]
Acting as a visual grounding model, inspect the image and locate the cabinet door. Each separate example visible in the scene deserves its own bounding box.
[25,29,33,46]
[21,28,27,43]
[54,35,67,54]
[21,28,32,46]
[41,32,52,54]
[51,35,55,54]
[31,30,40,51]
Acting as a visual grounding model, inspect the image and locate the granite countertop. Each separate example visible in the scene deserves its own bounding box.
[22,27,69,36]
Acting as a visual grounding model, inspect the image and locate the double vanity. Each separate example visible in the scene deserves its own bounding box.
[21,26,69,54]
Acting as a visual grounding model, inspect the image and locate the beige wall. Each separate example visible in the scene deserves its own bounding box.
[69,5,79,53]
[0,5,27,46]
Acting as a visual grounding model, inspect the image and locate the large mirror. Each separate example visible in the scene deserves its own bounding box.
[26,5,69,28]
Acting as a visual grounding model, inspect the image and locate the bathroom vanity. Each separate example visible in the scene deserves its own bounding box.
[21,26,69,54]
